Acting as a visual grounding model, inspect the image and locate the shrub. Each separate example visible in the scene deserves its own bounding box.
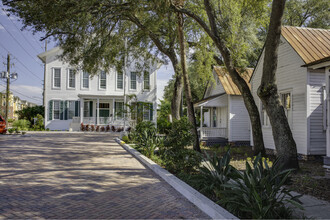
[33,114,44,131]
[220,154,302,219]
[162,117,201,173]
[96,125,100,132]
[85,124,89,131]
[12,119,31,131]
[101,126,105,132]
[122,135,129,143]
[106,125,110,132]
[81,123,85,131]
[8,128,14,134]
[111,125,116,132]
[91,125,95,131]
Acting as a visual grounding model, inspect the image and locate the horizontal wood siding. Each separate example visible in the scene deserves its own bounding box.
[308,70,326,155]
[229,95,250,141]
[205,72,225,98]
[251,36,308,154]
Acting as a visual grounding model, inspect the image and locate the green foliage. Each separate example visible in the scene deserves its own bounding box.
[7,118,15,123]
[33,114,44,131]
[157,100,172,134]
[121,135,130,143]
[8,128,14,134]
[12,119,31,131]
[16,106,44,126]
[220,154,302,219]
[162,117,201,173]
[283,0,330,29]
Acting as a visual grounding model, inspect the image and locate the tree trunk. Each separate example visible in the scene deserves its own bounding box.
[258,0,299,170]
[171,59,183,120]
[176,11,201,152]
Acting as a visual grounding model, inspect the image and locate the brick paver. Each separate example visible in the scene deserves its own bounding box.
[0,132,209,219]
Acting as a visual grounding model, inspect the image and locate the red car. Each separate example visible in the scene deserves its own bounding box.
[0,115,7,134]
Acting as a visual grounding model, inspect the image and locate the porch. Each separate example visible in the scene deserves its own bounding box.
[194,93,229,140]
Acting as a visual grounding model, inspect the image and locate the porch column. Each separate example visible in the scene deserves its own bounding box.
[97,98,100,125]
[325,67,330,167]
[112,99,115,123]
[200,106,203,139]
[80,97,84,124]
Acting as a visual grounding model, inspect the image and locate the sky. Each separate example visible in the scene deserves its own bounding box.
[0,5,173,105]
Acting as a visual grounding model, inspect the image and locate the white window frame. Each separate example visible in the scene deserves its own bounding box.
[143,71,150,91]
[260,99,270,127]
[280,89,293,127]
[53,100,61,120]
[130,72,137,91]
[52,68,61,89]
[81,71,90,90]
[68,100,76,119]
[67,69,76,89]
[99,71,107,90]
[115,101,124,119]
[116,71,124,90]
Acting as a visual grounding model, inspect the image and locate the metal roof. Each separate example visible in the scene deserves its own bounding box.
[282,26,330,65]
[214,67,253,95]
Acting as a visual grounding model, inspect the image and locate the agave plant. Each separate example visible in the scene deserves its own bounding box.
[220,154,302,219]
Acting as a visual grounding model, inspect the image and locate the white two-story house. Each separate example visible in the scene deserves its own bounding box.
[38,47,160,131]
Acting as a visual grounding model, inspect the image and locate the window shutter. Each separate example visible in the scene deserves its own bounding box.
[149,103,153,121]
[64,101,68,120]
[75,101,80,117]
[137,102,143,123]
[60,101,64,120]
[89,101,93,117]
[48,100,53,120]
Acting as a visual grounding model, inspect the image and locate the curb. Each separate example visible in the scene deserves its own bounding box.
[115,138,238,220]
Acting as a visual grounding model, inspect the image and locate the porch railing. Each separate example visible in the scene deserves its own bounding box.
[199,127,228,139]
[72,117,137,127]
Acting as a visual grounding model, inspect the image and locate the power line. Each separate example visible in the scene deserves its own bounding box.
[0,20,43,66]
[2,9,41,54]
[0,41,43,81]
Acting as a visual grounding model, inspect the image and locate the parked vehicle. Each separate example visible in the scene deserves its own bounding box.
[0,115,6,134]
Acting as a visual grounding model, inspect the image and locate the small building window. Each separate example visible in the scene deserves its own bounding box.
[53,100,60,119]
[281,92,292,126]
[68,69,75,88]
[130,72,137,90]
[82,71,89,89]
[83,101,90,117]
[53,68,61,88]
[100,71,106,89]
[143,71,150,90]
[212,107,217,127]
[115,101,124,119]
[117,72,123,89]
[68,101,75,119]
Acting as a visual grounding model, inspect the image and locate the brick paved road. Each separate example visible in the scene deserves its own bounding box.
[0,132,208,219]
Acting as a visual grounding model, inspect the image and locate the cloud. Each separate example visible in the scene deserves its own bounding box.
[157,79,170,104]
[10,84,43,105]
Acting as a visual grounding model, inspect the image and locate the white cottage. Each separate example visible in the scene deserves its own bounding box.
[194,66,252,145]
[38,47,160,131]
[251,26,330,157]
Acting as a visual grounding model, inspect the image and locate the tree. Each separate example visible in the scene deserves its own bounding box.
[16,105,44,125]
[283,0,330,28]
[258,0,299,169]
[172,0,269,156]
[3,0,184,120]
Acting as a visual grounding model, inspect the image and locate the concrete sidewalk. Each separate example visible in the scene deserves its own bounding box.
[293,192,330,219]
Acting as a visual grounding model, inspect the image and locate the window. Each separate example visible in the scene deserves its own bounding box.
[212,107,217,127]
[143,71,150,90]
[131,102,153,122]
[53,100,60,119]
[53,68,61,88]
[281,92,292,126]
[117,72,123,89]
[68,101,75,119]
[82,71,89,89]
[115,102,124,119]
[130,72,137,90]
[143,103,153,121]
[68,69,75,88]
[261,102,270,126]
[99,103,110,118]
[100,71,106,89]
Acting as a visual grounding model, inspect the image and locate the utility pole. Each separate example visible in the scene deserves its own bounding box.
[5,54,10,122]
[43,40,47,106]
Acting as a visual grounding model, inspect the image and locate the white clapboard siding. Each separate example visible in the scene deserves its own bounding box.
[251,36,308,154]
[308,71,326,155]
[229,95,250,142]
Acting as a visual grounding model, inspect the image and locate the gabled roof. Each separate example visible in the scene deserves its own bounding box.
[214,66,253,95]
[37,47,61,63]
[282,26,330,65]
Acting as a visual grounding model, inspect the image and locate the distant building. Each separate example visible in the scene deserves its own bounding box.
[0,91,37,120]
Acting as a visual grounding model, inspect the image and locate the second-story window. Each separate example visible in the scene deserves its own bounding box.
[68,69,75,89]
[130,72,137,90]
[82,71,89,89]
[53,68,61,88]
[143,71,150,90]
[100,71,106,89]
[117,72,123,89]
